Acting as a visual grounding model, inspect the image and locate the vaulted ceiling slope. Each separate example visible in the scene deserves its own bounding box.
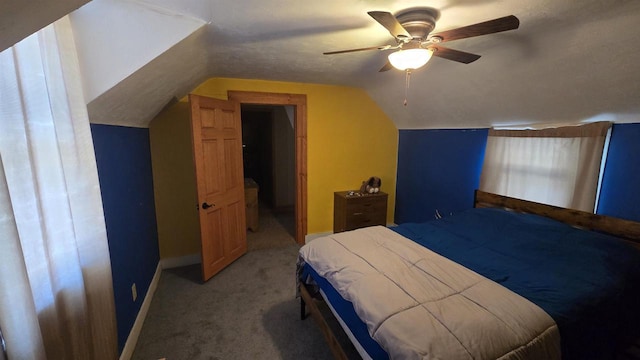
[0,0,89,52]
[5,0,640,129]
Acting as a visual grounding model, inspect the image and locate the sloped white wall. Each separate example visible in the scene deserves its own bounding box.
[86,26,210,127]
[69,0,206,103]
[0,0,89,52]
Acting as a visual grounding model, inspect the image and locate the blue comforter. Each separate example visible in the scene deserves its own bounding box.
[392,208,640,360]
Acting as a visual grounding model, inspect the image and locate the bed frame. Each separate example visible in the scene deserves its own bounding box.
[474,190,640,245]
[299,190,640,359]
[299,279,351,359]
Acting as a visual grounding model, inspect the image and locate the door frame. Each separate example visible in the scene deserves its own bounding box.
[228,91,307,245]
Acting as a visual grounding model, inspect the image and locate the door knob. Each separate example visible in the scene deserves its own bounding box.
[202,202,214,209]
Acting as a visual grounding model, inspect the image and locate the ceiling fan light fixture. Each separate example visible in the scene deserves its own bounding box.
[388,48,434,71]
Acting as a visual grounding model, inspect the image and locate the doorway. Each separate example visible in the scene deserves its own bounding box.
[242,105,296,250]
[228,91,307,245]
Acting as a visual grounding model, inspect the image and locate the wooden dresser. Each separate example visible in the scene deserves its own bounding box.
[333,191,388,233]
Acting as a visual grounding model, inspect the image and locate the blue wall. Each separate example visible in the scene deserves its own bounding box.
[395,129,488,224]
[395,123,640,225]
[91,124,160,353]
[597,123,640,222]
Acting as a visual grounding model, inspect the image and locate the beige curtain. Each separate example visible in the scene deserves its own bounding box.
[0,17,118,360]
[479,121,611,212]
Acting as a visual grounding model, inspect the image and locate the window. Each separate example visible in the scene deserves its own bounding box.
[479,122,611,212]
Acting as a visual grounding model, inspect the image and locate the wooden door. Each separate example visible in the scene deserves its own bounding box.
[189,94,247,281]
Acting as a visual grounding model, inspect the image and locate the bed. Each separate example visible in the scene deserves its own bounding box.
[297,190,640,360]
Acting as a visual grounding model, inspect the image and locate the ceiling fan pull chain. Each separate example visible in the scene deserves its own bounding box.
[404,69,411,106]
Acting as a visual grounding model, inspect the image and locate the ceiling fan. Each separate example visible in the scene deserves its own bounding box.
[323,8,520,72]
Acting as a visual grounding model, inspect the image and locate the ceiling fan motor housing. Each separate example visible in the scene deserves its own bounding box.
[395,8,438,41]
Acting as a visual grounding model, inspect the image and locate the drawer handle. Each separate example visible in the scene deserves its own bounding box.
[353,212,363,216]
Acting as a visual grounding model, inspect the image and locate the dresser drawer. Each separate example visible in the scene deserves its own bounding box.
[346,201,385,216]
[334,191,388,233]
[344,210,385,230]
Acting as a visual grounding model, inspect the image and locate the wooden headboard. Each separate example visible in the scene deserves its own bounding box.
[474,190,640,244]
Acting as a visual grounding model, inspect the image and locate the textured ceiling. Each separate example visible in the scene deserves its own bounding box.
[6,0,640,129]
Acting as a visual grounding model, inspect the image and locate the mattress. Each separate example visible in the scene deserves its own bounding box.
[300,263,388,359]
[392,208,640,359]
[298,207,640,360]
[299,221,560,359]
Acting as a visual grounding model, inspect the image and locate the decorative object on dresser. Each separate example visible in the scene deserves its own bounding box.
[359,176,382,194]
[244,178,259,232]
[334,191,388,233]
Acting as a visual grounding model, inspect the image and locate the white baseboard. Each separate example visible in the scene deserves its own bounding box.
[119,262,162,360]
[160,253,201,269]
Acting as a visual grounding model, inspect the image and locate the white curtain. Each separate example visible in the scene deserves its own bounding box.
[479,121,611,212]
[0,16,118,360]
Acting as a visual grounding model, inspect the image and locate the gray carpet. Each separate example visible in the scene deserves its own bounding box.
[132,206,360,360]
[246,204,296,252]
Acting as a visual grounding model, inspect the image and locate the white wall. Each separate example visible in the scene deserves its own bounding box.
[0,0,89,52]
[69,0,206,103]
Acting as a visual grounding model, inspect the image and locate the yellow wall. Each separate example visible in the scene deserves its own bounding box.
[149,102,201,258]
[150,77,398,259]
[191,78,399,235]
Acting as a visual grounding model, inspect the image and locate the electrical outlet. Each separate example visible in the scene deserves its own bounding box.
[131,283,137,302]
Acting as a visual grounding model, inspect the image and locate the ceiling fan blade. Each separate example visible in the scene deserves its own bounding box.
[323,44,391,55]
[368,11,412,40]
[430,45,481,64]
[430,15,519,42]
[379,61,393,72]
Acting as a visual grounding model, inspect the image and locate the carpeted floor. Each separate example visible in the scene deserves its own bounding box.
[246,204,296,252]
[131,205,360,360]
